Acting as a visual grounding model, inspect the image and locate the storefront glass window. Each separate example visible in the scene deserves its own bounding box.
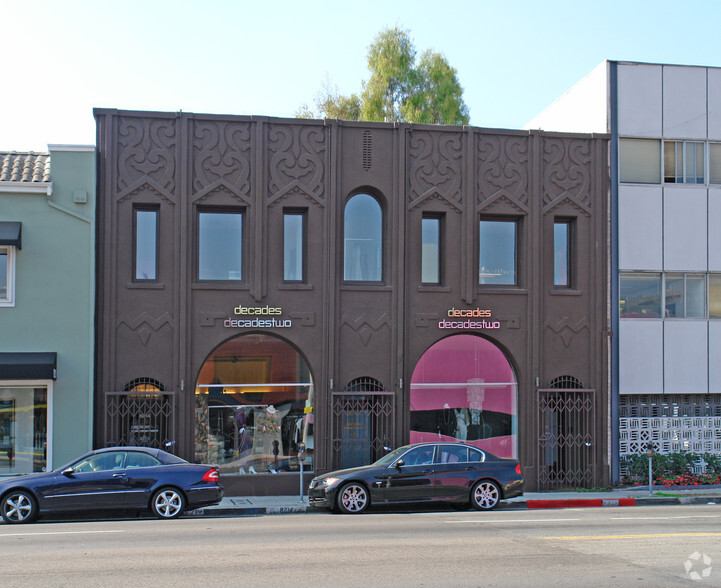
[0,386,47,474]
[410,335,518,459]
[194,334,313,475]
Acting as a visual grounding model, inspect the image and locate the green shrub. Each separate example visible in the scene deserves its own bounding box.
[621,450,710,484]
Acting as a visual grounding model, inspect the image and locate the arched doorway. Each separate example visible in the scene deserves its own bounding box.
[194,334,314,476]
[410,334,518,458]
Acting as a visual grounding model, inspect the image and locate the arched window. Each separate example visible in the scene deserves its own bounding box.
[344,194,382,281]
[548,375,585,389]
[410,334,518,459]
[123,377,165,393]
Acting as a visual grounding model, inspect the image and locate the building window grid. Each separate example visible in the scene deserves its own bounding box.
[619,138,721,185]
[620,271,716,319]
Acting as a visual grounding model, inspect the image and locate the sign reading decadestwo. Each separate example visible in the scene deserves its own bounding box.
[224,305,292,328]
[438,307,501,330]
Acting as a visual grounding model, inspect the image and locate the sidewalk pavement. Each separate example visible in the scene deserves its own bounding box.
[187,486,721,517]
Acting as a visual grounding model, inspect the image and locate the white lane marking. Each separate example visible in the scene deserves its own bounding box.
[447,518,581,523]
[0,530,125,538]
[610,515,720,520]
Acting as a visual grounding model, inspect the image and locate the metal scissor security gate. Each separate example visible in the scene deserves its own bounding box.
[537,388,596,490]
[104,391,176,451]
[331,385,394,470]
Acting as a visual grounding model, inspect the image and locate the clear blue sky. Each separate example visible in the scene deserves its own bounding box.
[2,0,721,152]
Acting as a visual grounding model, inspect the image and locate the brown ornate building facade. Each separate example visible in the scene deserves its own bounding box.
[94,109,609,494]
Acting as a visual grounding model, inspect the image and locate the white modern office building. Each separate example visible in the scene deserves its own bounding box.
[527,61,721,480]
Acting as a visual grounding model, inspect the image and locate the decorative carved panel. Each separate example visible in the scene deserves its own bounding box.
[477,134,529,213]
[117,117,176,199]
[267,124,326,208]
[340,312,391,346]
[544,315,590,348]
[117,312,173,346]
[408,131,463,212]
[191,120,251,202]
[542,138,592,216]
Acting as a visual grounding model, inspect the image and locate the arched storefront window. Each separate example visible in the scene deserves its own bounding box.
[410,334,518,458]
[344,193,382,281]
[194,334,314,475]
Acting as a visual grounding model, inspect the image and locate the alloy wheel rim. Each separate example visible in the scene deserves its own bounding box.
[341,486,367,512]
[5,494,32,521]
[155,491,182,517]
[475,483,499,508]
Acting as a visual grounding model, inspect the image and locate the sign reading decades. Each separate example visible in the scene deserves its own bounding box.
[438,307,501,330]
[224,305,292,328]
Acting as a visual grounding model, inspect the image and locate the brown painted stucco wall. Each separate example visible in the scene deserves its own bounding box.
[94,109,609,492]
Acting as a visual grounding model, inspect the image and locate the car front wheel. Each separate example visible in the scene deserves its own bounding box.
[1,490,38,524]
[151,487,186,519]
[471,480,501,511]
[336,482,369,514]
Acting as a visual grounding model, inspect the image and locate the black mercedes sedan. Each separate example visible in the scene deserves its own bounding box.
[0,447,223,524]
[309,442,523,514]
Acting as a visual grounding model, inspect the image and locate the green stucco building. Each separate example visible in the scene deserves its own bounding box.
[0,145,95,473]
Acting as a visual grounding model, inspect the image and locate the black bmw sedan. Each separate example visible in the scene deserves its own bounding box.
[309,442,523,514]
[0,447,223,524]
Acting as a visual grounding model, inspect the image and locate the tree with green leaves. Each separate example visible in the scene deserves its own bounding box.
[297,26,469,126]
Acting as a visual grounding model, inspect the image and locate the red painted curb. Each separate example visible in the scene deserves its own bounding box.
[526,498,636,509]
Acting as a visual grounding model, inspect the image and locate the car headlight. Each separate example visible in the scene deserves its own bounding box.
[315,476,340,489]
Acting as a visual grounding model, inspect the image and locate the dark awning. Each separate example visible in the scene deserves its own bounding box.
[0,221,21,249]
[0,352,56,380]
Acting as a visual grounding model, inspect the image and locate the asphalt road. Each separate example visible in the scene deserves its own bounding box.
[2,505,720,587]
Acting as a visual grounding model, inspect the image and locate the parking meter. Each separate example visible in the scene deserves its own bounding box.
[298,443,307,501]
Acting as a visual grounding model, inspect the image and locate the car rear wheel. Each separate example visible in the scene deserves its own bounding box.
[336,482,369,514]
[1,490,38,524]
[471,480,501,511]
[151,487,186,519]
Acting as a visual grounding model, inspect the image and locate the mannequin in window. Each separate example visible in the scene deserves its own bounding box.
[454,408,469,441]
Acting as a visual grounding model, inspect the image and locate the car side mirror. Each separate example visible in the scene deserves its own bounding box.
[62,467,75,476]
[394,459,405,469]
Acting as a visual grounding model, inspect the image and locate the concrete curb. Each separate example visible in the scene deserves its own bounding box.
[186,494,721,516]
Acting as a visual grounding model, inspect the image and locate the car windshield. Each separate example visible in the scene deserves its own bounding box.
[372,446,411,466]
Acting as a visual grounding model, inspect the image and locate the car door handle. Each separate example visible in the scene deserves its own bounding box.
[112,473,126,478]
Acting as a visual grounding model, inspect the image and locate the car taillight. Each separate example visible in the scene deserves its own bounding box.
[203,468,219,482]
[515,463,522,475]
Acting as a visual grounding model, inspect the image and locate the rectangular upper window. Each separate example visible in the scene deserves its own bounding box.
[479,218,517,286]
[0,246,15,307]
[134,208,158,281]
[421,215,442,284]
[664,141,705,184]
[620,273,662,318]
[619,138,661,184]
[553,219,573,288]
[665,273,705,318]
[621,272,710,319]
[710,143,721,184]
[710,274,721,318]
[198,210,243,281]
[283,210,305,282]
